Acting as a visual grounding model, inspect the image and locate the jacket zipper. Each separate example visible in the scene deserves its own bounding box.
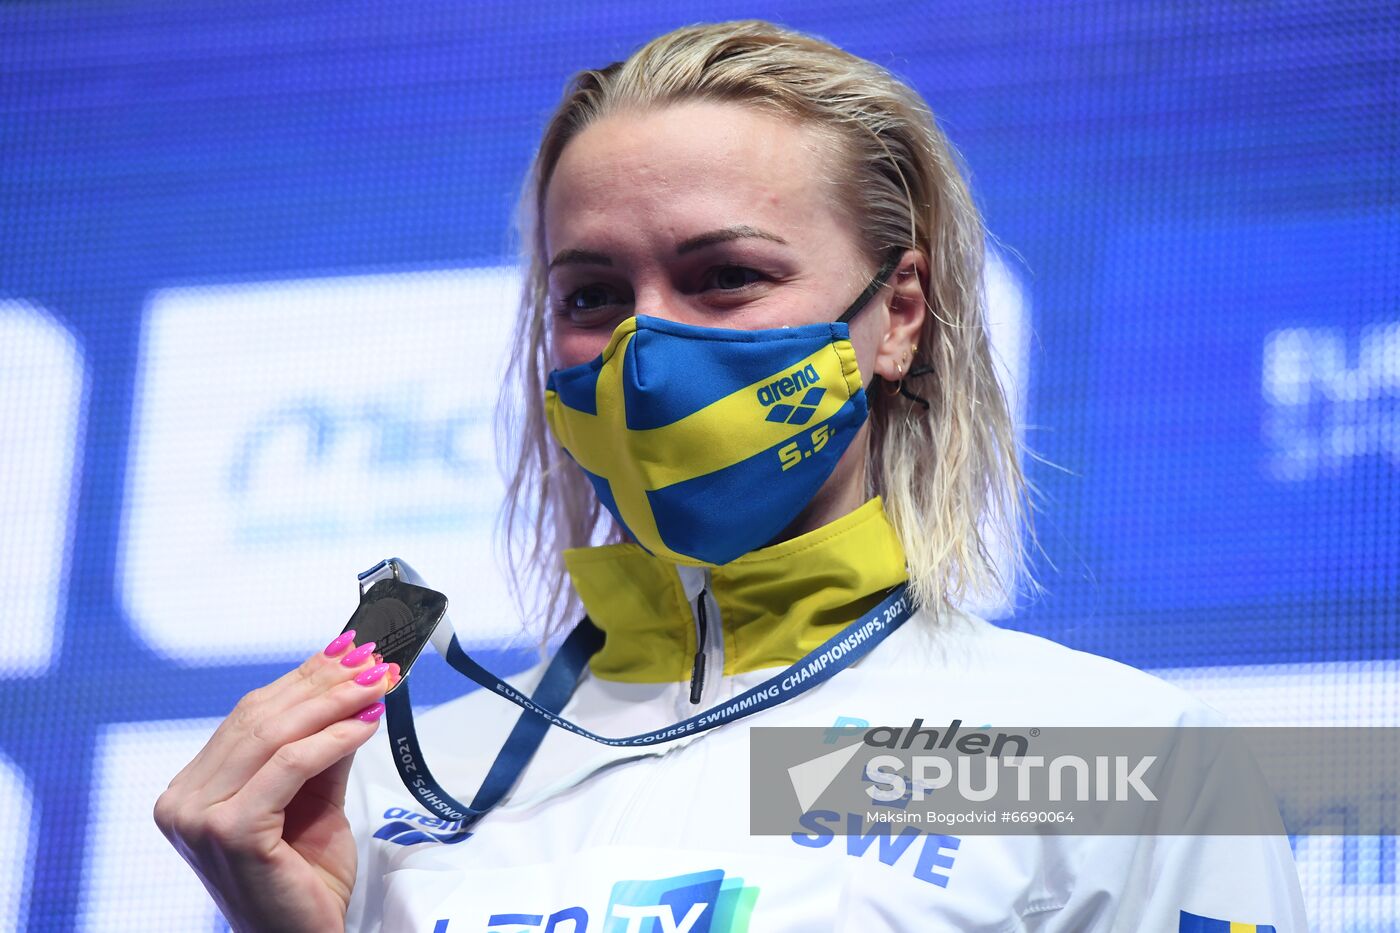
[689,588,709,704]
[686,567,719,705]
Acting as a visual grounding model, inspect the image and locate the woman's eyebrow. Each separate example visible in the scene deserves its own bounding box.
[676,225,789,254]
[548,248,612,270]
[548,226,789,269]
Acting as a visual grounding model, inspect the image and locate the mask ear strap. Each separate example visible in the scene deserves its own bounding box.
[836,248,905,325]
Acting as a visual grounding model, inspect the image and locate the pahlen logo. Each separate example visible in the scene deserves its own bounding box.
[787,719,1030,813]
[757,364,824,425]
[372,806,472,846]
[465,869,759,933]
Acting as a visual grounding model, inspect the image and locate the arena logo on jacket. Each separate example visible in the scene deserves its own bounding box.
[460,868,759,933]
[1178,910,1276,932]
[372,806,472,846]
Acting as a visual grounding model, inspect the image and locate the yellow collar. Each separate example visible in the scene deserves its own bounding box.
[562,497,908,683]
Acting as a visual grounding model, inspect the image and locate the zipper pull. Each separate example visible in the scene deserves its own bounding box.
[689,588,708,704]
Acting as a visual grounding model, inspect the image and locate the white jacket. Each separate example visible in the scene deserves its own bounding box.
[344,499,1306,932]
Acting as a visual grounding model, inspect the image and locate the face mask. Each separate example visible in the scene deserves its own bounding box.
[544,251,901,566]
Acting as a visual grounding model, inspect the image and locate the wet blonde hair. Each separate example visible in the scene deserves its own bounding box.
[497,20,1038,636]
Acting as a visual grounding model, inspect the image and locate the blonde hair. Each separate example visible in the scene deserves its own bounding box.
[497,20,1039,636]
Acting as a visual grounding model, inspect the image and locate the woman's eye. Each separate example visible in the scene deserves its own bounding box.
[705,266,764,291]
[557,267,764,318]
[562,284,620,312]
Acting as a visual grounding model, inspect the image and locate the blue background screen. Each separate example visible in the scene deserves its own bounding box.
[1,2,1395,929]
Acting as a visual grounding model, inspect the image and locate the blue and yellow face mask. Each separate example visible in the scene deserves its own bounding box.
[544,251,901,566]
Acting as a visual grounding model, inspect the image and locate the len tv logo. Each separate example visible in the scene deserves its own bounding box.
[468,868,759,933]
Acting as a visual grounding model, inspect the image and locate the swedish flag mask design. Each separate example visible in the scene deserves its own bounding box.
[544,251,901,566]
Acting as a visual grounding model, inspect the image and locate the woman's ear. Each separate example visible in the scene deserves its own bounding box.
[873,249,929,382]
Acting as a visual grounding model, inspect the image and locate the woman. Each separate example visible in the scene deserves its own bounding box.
[155,21,1306,931]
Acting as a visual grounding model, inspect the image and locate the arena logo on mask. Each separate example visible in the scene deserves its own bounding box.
[456,868,759,933]
[757,363,824,425]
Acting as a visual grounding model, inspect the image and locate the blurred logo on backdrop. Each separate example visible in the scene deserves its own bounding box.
[1262,322,1400,480]
[0,301,84,677]
[224,388,493,544]
[119,269,522,663]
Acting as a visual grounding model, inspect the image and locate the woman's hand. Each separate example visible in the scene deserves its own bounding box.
[153,631,398,933]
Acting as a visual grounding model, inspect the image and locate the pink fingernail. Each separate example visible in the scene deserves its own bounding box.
[355,702,386,723]
[340,641,377,667]
[354,663,390,686]
[386,662,401,686]
[323,630,356,657]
